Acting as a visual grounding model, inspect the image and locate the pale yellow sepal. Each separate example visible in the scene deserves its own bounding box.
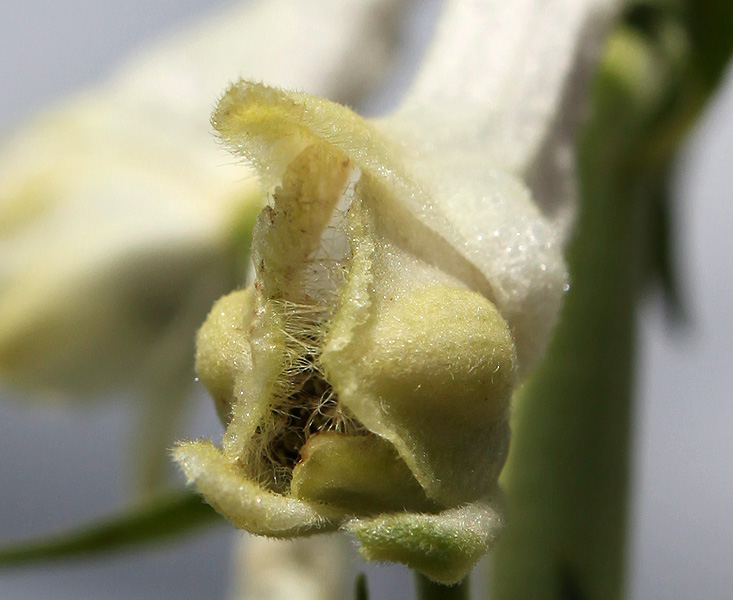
[213,80,563,373]
[195,286,256,424]
[173,440,343,536]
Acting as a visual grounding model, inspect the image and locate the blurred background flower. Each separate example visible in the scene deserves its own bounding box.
[0,0,411,493]
[0,0,424,598]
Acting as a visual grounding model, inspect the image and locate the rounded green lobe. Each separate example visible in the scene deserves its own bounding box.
[323,283,516,506]
[346,498,504,585]
[195,286,255,424]
[291,432,438,514]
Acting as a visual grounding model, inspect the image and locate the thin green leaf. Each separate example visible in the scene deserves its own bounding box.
[644,171,686,322]
[0,490,222,567]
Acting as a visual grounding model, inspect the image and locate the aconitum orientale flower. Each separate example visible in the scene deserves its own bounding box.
[175,0,618,583]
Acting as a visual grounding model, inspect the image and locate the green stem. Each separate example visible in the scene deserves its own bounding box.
[355,573,369,600]
[492,2,733,599]
[491,67,642,600]
[416,574,469,600]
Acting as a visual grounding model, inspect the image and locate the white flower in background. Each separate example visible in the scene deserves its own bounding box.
[0,0,406,397]
[175,0,618,584]
[0,0,408,490]
[2,2,409,599]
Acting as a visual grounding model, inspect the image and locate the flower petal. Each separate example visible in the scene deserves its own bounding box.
[384,1,621,314]
[195,287,256,424]
[344,497,504,585]
[394,0,619,181]
[375,0,621,368]
[112,0,410,116]
[380,158,568,371]
[174,440,344,536]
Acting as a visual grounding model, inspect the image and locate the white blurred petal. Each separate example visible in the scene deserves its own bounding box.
[375,0,621,368]
[394,0,617,180]
[0,0,409,397]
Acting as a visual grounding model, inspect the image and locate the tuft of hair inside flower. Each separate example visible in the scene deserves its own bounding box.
[173,78,568,583]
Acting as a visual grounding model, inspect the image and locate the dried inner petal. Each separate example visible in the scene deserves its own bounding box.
[248,145,369,492]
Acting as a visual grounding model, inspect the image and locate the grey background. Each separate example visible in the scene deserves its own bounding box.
[0,1,731,599]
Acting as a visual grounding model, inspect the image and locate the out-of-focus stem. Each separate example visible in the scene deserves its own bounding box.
[492,2,733,599]
[232,535,355,600]
[416,574,469,600]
